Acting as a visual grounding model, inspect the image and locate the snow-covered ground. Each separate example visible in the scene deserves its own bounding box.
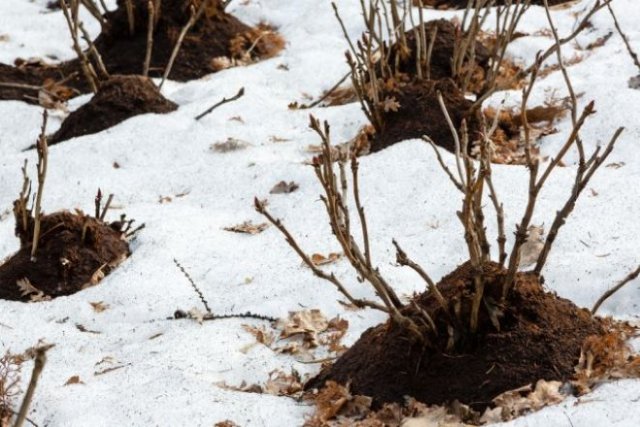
[1,0,639,425]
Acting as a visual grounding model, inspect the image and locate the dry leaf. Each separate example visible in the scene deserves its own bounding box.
[188,308,207,324]
[518,225,545,269]
[382,96,400,112]
[309,252,341,266]
[306,381,372,423]
[224,221,268,235]
[211,138,249,153]
[214,421,240,427]
[263,369,304,396]
[16,278,50,302]
[242,324,275,347]
[90,301,109,313]
[573,327,640,394]
[487,380,564,421]
[269,135,291,143]
[270,181,299,194]
[277,309,329,347]
[216,380,263,394]
[606,162,625,169]
[64,375,84,386]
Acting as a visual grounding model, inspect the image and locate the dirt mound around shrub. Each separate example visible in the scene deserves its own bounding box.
[0,209,131,301]
[371,78,480,153]
[93,0,283,80]
[0,61,87,104]
[306,262,605,411]
[48,75,177,144]
[0,0,283,103]
[384,19,490,84]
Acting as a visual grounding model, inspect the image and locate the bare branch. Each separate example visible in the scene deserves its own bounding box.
[592,265,640,315]
[195,87,245,121]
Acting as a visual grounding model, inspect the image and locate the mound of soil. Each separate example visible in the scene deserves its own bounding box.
[94,0,282,80]
[49,75,177,144]
[371,78,481,153]
[385,19,490,84]
[0,60,88,104]
[306,262,605,411]
[0,0,283,103]
[0,208,130,301]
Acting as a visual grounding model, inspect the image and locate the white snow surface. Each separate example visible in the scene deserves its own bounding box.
[1,0,640,426]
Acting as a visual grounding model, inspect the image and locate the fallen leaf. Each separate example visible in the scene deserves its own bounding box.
[64,375,84,386]
[90,301,109,313]
[242,324,275,347]
[263,369,304,396]
[310,252,341,266]
[382,96,401,112]
[606,162,625,169]
[16,278,50,302]
[224,221,269,235]
[210,138,249,153]
[487,380,564,421]
[269,135,291,143]
[270,181,299,194]
[214,421,240,427]
[277,309,329,347]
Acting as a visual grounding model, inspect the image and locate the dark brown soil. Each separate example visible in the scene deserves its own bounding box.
[0,208,130,301]
[0,0,283,103]
[306,262,605,411]
[48,75,177,145]
[371,78,481,153]
[93,0,282,80]
[0,61,88,104]
[385,19,490,83]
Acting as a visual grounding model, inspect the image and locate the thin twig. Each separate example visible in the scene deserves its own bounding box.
[143,0,155,77]
[13,345,52,427]
[98,193,114,222]
[59,0,99,92]
[195,87,245,121]
[173,259,212,314]
[592,265,640,314]
[124,0,135,35]
[159,0,212,89]
[606,1,640,72]
[30,111,49,261]
[298,71,351,109]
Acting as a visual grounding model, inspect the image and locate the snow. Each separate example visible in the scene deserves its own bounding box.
[1,0,640,425]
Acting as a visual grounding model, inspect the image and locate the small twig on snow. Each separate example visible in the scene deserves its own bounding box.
[195,87,245,121]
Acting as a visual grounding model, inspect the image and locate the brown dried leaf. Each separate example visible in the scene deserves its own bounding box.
[216,379,264,394]
[214,421,241,427]
[89,301,109,313]
[211,138,249,153]
[381,96,400,113]
[573,327,640,394]
[263,369,304,396]
[242,324,275,347]
[310,252,341,266]
[224,221,269,235]
[486,380,564,422]
[64,375,84,386]
[277,309,329,347]
[270,181,299,194]
[16,278,50,302]
[306,381,372,423]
